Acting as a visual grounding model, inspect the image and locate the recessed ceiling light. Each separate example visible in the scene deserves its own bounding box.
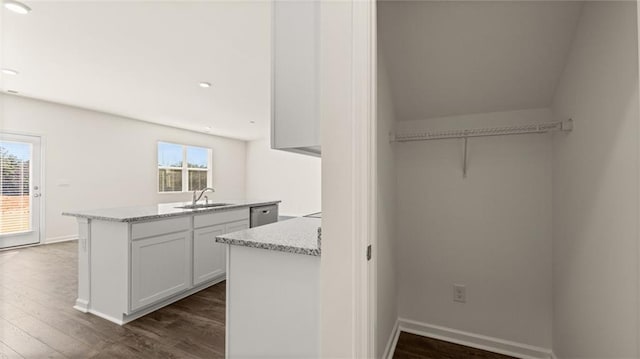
[1,68,19,75]
[4,0,31,14]
[199,82,212,88]
[7,90,19,94]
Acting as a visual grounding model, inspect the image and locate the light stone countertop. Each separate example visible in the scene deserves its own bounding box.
[62,200,281,223]
[216,217,321,256]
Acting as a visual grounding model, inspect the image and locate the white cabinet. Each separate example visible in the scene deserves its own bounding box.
[193,224,226,286]
[72,205,267,325]
[130,231,191,311]
[271,0,321,157]
[226,220,250,234]
[193,219,249,286]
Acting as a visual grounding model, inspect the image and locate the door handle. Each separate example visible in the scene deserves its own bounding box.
[33,193,41,198]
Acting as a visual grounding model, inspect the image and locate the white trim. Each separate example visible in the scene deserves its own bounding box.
[0,241,40,251]
[351,0,376,357]
[225,245,231,359]
[77,276,225,325]
[76,217,91,317]
[368,1,378,358]
[44,235,77,244]
[0,236,77,251]
[39,133,46,247]
[29,132,47,246]
[0,131,45,247]
[636,3,640,357]
[73,299,89,313]
[383,319,400,359]
[398,318,554,359]
[88,309,125,325]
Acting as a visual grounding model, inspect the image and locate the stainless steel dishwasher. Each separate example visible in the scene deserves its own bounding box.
[250,204,279,228]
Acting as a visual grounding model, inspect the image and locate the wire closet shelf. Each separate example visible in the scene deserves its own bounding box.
[390,119,573,178]
[391,119,573,143]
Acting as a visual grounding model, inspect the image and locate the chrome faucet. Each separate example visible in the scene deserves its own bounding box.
[192,187,215,205]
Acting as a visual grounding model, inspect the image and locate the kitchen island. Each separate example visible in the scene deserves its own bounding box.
[216,216,321,359]
[62,200,280,325]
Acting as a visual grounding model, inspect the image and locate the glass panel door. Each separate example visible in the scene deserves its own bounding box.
[0,133,41,248]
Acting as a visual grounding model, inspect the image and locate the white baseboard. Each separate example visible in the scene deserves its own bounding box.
[44,235,77,244]
[0,235,77,252]
[397,318,553,359]
[73,299,89,313]
[383,319,401,359]
[88,309,125,325]
[74,275,225,326]
[121,278,224,324]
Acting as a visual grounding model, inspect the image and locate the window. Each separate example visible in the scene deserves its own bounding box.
[158,142,212,193]
[0,141,32,234]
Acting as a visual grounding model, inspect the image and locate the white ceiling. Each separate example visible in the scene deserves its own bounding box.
[0,1,271,140]
[378,1,584,122]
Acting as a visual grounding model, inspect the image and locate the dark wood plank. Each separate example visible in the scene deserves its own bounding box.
[393,332,517,359]
[2,241,515,359]
[0,241,226,358]
[0,302,101,358]
[0,317,65,358]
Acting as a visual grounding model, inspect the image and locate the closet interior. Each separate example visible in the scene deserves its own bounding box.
[375,1,639,358]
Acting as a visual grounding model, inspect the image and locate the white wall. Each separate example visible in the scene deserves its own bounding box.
[551,2,639,358]
[245,137,320,217]
[375,55,398,358]
[0,94,247,243]
[395,108,554,349]
[377,1,583,122]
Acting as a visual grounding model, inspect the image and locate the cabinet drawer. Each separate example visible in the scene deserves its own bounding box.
[226,220,250,234]
[131,217,190,240]
[194,209,249,229]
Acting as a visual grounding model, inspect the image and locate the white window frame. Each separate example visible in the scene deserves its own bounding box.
[157,141,212,193]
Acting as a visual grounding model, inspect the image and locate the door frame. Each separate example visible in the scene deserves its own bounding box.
[636,2,640,356]
[353,0,377,357]
[319,0,377,357]
[0,130,46,249]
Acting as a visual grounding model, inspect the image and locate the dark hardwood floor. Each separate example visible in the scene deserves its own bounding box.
[0,241,226,358]
[393,332,516,359]
[1,241,518,359]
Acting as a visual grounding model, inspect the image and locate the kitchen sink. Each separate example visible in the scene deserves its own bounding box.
[176,203,231,209]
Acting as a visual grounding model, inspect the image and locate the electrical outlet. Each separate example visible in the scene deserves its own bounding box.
[453,284,466,303]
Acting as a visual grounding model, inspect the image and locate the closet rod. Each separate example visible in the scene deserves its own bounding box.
[392,119,573,143]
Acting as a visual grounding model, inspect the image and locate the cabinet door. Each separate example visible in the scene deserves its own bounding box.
[220,220,250,280]
[130,231,191,311]
[272,0,320,155]
[193,224,227,286]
